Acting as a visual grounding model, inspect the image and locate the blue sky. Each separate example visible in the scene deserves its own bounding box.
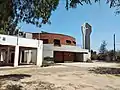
[20,1,120,52]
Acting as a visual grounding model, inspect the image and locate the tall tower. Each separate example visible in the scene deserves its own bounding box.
[81,23,92,51]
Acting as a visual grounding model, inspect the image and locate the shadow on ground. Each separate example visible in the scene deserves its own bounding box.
[89,67,120,75]
[0,74,31,81]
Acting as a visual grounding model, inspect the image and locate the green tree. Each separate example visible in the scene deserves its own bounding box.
[98,40,108,60]
[0,0,119,34]
[99,40,107,54]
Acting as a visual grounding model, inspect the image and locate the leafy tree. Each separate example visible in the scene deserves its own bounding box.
[99,40,107,54]
[0,0,120,34]
[98,40,108,60]
[0,29,5,34]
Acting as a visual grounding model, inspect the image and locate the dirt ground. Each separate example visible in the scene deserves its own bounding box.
[0,62,120,90]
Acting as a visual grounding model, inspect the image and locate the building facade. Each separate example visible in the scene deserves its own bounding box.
[32,32,91,62]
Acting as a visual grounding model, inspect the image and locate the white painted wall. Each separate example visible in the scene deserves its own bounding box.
[0,34,41,48]
[54,45,89,53]
[43,44,91,62]
[0,34,17,46]
[83,52,91,62]
[18,38,39,47]
[25,33,32,39]
[43,44,54,58]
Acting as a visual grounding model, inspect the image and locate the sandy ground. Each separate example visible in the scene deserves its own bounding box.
[0,62,120,90]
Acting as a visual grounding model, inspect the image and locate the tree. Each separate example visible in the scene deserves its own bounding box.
[0,0,60,34]
[98,40,108,60]
[0,0,120,34]
[99,40,107,54]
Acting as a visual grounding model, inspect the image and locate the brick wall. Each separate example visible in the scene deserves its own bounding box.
[32,33,76,46]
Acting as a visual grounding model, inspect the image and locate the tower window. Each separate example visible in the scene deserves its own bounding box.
[41,39,48,44]
[54,39,61,46]
[66,40,71,45]
[73,41,76,45]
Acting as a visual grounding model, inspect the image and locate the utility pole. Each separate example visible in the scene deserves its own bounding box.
[113,34,116,61]
[17,29,19,45]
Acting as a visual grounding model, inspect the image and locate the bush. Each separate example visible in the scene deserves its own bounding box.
[116,56,120,62]
[91,54,98,60]
[6,84,22,90]
[86,58,93,63]
[97,54,107,61]
[42,57,54,67]
[44,57,54,61]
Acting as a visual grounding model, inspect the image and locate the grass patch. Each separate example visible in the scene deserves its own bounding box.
[89,67,120,77]
[0,74,31,81]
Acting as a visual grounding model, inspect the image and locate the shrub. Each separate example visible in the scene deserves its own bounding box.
[6,84,22,90]
[91,54,98,60]
[42,57,54,67]
[116,56,120,62]
[86,58,93,63]
[44,57,54,61]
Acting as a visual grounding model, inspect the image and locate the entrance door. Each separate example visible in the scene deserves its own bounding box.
[64,52,75,62]
[54,51,75,63]
[54,51,64,63]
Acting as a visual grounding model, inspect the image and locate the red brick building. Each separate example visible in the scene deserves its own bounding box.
[32,33,76,46]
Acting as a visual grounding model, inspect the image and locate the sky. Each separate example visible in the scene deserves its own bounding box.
[20,0,120,52]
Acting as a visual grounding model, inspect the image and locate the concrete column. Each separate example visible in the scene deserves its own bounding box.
[36,45,43,67]
[0,52,4,61]
[24,51,27,63]
[14,45,19,67]
[7,47,10,63]
[27,50,32,64]
[19,50,22,63]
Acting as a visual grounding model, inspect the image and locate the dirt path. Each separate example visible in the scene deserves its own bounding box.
[0,63,120,90]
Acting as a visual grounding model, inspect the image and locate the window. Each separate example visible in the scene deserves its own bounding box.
[66,40,71,45]
[73,41,76,45]
[54,39,61,46]
[41,39,48,44]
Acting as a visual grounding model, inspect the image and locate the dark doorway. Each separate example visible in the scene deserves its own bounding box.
[21,51,24,63]
[11,53,14,63]
[54,39,61,46]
